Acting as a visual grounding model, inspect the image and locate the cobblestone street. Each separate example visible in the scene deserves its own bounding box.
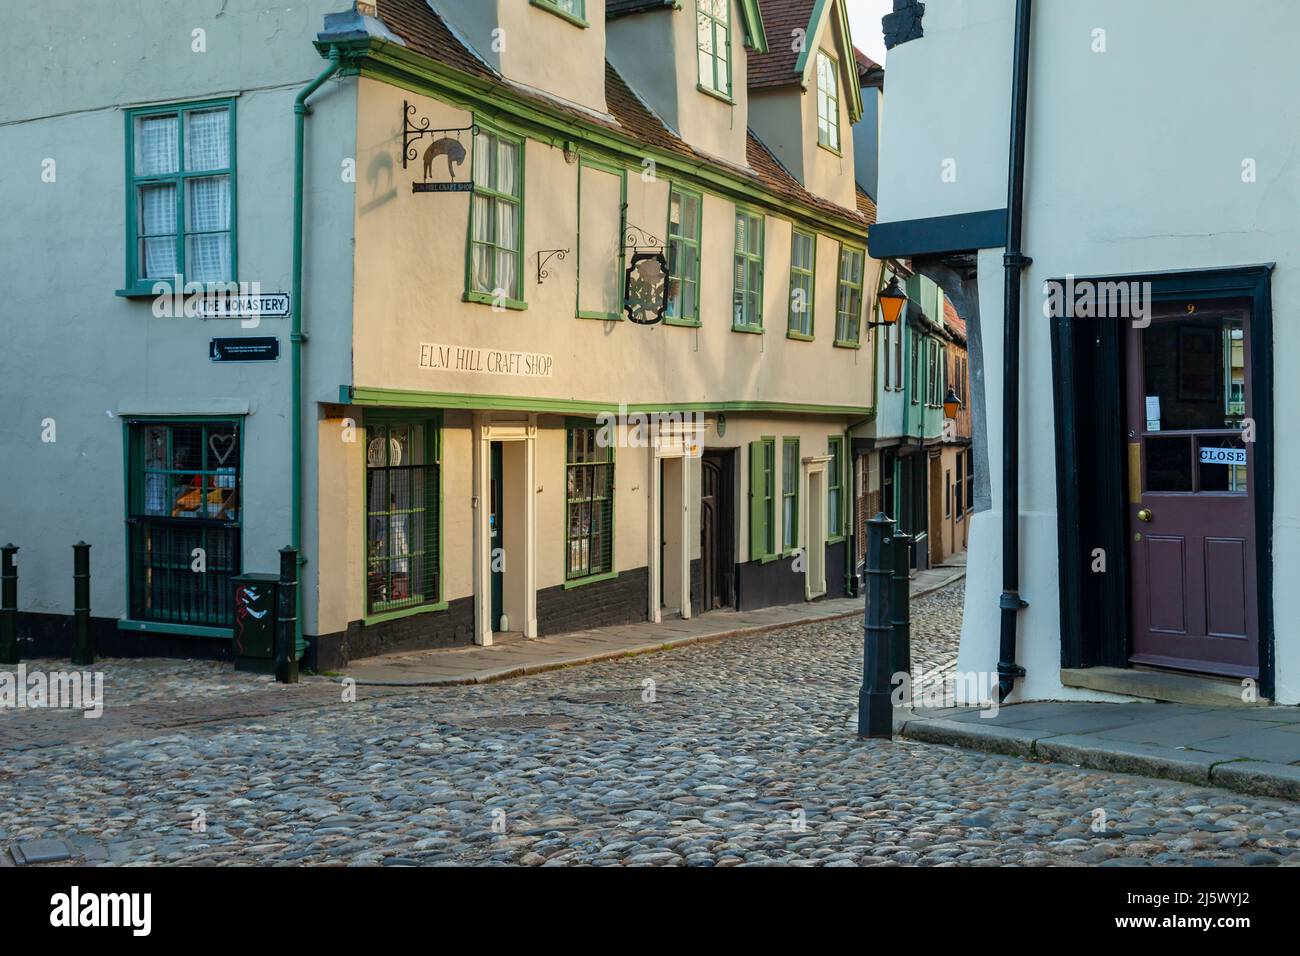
[3,582,1299,867]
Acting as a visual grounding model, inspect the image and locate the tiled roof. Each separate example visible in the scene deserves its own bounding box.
[855,47,884,89]
[747,0,816,90]
[606,0,675,19]
[855,185,877,224]
[374,0,867,231]
[943,297,967,342]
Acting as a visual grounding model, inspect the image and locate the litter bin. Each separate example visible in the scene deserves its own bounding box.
[232,573,279,673]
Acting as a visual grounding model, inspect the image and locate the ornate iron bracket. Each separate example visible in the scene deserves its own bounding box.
[621,203,664,251]
[402,100,477,171]
[536,248,570,285]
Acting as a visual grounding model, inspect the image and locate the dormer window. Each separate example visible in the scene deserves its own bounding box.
[531,0,587,27]
[816,51,840,151]
[697,0,732,98]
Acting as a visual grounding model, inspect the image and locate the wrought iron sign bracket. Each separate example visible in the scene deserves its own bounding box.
[536,249,570,285]
[403,100,477,192]
[621,203,664,252]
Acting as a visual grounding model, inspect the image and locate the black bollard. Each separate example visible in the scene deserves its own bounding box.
[71,542,93,666]
[1,545,17,665]
[857,513,895,739]
[890,531,912,690]
[275,546,300,684]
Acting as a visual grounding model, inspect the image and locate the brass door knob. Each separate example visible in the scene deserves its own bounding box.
[1137,508,1153,522]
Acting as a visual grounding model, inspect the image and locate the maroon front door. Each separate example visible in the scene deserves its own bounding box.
[1126,301,1257,678]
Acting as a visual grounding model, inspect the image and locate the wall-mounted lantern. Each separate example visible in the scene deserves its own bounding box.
[943,386,962,421]
[871,275,908,329]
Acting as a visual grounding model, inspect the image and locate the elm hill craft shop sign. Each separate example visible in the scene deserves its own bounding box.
[403,101,474,194]
[419,343,554,378]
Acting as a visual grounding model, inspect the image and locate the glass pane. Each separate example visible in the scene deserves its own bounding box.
[186,234,231,284]
[135,114,179,176]
[1146,436,1193,492]
[186,176,230,232]
[680,193,700,237]
[496,140,518,196]
[495,250,517,298]
[1142,318,1246,430]
[495,201,518,252]
[473,131,493,183]
[1197,436,1248,494]
[185,108,230,171]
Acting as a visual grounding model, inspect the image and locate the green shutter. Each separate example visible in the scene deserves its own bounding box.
[749,440,766,561]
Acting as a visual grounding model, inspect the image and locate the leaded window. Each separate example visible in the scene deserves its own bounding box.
[816,51,840,150]
[125,100,235,292]
[782,438,800,553]
[566,424,614,579]
[666,187,702,324]
[469,127,523,303]
[697,0,732,97]
[733,210,764,330]
[127,420,241,627]
[828,436,844,538]
[366,420,440,614]
[836,245,865,345]
[788,229,816,337]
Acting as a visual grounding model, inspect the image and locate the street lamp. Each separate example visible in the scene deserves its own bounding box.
[943,386,962,421]
[870,275,907,329]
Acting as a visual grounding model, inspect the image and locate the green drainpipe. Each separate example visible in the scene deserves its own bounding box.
[290,46,343,658]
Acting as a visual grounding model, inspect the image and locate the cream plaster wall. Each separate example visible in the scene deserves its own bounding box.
[435,0,609,116]
[350,78,873,412]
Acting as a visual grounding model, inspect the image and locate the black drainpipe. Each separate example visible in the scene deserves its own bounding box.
[997,0,1034,702]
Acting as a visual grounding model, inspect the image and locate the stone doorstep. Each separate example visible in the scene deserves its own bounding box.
[891,710,1300,801]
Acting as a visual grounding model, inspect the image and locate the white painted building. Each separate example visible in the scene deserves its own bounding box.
[871,0,1297,705]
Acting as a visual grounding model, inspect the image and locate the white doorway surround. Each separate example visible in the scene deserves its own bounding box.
[648,419,702,623]
[803,454,832,600]
[472,413,537,646]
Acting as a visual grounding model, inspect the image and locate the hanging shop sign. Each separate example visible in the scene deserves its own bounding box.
[403,100,475,193]
[419,342,553,378]
[624,252,668,325]
[210,337,281,362]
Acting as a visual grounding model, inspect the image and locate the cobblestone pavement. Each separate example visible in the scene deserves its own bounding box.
[3,581,1300,866]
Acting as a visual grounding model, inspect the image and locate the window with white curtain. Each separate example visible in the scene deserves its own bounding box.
[126,101,234,291]
[469,126,523,304]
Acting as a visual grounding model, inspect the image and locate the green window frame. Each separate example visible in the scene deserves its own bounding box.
[121,98,236,296]
[530,0,588,27]
[125,418,242,632]
[910,331,921,404]
[788,228,817,339]
[827,436,845,541]
[816,51,841,151]
[697,0,733,99]
[365,417,443,618]
[748,437,776,562]
[666,185,703,326]
[835,245,865,347]
[733,209,765,332]
[782,438,800,555]
[565,422,615,582]
[467,124,525,309]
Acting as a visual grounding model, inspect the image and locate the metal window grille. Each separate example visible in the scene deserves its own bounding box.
[128,421,241,627]
[566,425,614,579]
[366,421,440,614]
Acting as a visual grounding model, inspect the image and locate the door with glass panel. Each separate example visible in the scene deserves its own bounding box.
[1126,301,1257,677]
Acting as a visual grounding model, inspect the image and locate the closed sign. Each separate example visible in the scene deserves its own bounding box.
[1200,447,1246,466]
